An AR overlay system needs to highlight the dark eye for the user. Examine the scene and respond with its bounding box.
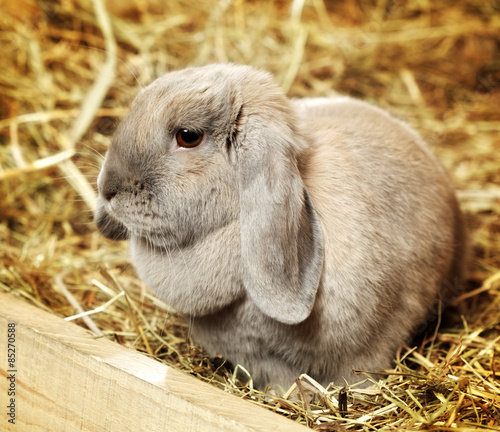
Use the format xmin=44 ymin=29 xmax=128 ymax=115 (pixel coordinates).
xmin=175 ymin=129 xmax=204 ymax=148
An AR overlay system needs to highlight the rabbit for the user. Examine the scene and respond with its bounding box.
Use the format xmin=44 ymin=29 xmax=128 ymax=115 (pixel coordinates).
xmin=95 ymin=64 xmax=468 ymax=390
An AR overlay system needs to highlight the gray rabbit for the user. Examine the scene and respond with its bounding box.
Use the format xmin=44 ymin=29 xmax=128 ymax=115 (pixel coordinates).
xmin=95 ymin=64 xmax=468 ymax=389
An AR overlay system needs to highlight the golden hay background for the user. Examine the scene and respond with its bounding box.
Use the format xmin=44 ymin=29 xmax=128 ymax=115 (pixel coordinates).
xmin=1 ymin=0 xmax=499 ymax=429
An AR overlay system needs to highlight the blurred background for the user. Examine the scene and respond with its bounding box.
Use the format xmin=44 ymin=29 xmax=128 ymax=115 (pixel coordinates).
xmin=1 ymin=0 xmax=499 ymax=426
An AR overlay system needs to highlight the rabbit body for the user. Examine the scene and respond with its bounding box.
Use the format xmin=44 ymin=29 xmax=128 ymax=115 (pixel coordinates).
xmin=96 ymin=64 xmax=467 ymax=389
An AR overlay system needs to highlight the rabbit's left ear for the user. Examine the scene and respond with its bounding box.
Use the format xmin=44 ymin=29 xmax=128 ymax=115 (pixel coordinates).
xmin=237 ymin=116 xmax=324 ymax=325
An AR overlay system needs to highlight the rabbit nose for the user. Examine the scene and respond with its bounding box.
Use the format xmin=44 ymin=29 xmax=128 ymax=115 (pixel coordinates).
xmin=98 ymin=169 xmax=121 ymax=202
xmin=103 ymin=188 xmax=117 ymax=202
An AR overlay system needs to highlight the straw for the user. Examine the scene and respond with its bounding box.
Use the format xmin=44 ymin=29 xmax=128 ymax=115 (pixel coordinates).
xmin=1 ymin=0 xmax=499 ymax=428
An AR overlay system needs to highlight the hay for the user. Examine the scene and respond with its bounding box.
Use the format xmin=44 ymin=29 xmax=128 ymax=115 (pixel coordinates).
xmin=1 ymin=0 xmax=499 ymax=429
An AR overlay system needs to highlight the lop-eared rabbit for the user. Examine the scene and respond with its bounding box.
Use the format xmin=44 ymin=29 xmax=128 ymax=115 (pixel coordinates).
xmin=96 ymin=64 xmax=467 ymax=389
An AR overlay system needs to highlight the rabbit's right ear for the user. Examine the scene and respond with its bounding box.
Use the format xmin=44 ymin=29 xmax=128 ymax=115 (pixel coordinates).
xmin=95 ymin=197 xmax=129 ymax=241
xmin=236 ymin=114 xmax=324 ymax=325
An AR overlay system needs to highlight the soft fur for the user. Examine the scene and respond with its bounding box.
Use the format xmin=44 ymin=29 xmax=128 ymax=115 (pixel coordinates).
xmin=95 ymin=64 xmax=467 ymax=389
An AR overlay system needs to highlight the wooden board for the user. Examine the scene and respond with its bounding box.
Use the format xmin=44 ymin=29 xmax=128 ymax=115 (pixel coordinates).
xmin=0 ymin=293 xmax=308 ymax=431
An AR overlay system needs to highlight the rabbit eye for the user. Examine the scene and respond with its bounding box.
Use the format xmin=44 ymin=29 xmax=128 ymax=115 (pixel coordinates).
xmin=176 ymin=129 xmax=204 ymax=148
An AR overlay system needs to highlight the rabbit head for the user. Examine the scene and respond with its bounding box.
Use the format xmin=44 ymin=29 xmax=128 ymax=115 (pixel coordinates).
xmin=96 ymin=64 xmax=323 ymax=325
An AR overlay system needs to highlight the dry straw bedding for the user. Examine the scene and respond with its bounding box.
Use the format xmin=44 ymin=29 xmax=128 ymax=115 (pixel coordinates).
xmin=1 ymin=0 xmax=499 ymax=429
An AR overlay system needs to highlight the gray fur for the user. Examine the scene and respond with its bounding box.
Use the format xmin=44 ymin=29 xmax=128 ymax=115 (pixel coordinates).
xmin=95 ymin=64 xmax=468 ymax=389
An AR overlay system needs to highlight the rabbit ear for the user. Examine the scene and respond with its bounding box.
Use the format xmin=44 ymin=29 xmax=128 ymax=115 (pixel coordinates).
xmin=95 ymin=198 xmax=129 ymax=241
xmin=237 ymin=116 xmax=324 ymax=325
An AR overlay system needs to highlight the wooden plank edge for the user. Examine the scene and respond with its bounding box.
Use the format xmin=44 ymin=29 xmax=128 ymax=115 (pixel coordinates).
xmin=0 ymin=293 xmax=308 ymax=432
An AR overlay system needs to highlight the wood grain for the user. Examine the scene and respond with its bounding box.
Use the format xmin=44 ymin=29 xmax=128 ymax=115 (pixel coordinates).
xmin=0 ymin=293 xmax=307 ymax=431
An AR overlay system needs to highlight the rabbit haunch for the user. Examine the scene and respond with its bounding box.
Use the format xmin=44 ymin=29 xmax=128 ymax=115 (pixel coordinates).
xmin=95 ymin=64 xmax=467 ymax=389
